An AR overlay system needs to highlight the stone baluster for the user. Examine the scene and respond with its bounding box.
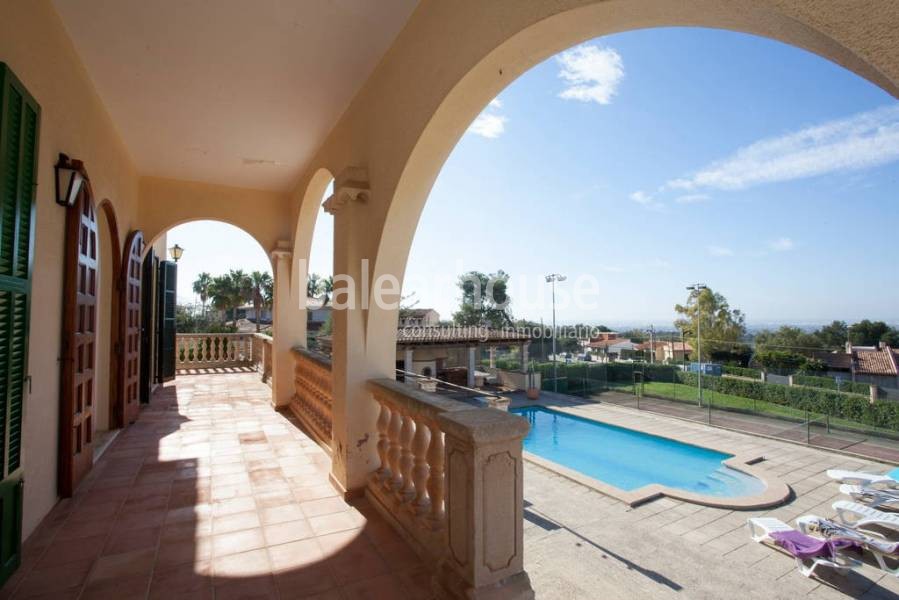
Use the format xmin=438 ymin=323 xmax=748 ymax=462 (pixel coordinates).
xmin=399 ymin=415 xmax=415 ymax=502
xmin=387 ymin=408 xmax=404 ymax=491
xmin=411 ymin=420 xmax=431 ymax=514
xmin=427 ymin=423 xmax=445 ymax=524
xmin=377 ymin=401 xmax=391 ymax=481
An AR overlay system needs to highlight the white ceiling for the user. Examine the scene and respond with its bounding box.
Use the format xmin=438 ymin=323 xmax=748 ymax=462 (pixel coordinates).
xmin=52 ymin=0 xmax=419 ymax=191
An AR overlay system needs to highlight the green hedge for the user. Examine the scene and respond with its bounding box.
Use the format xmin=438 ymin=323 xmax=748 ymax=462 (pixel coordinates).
xmin=676 ymin=371 xmax=898 ymax=430
xmin=723 ymin=365 xmax=762 ymax=379
xmin=792 ymin=374 xmax=871 ymax=396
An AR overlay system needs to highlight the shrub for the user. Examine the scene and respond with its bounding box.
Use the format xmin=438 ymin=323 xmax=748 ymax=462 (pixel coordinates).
xmin=676 ymin=371 xmax=896 ymax=430
xmin=723 ymin=365 xmax=762 ymax=379
xmin=792 ymin=374 xmax=871 ymax=396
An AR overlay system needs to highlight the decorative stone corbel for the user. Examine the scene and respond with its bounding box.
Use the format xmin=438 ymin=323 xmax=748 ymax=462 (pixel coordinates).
xmin=323 ymin=166 xmax=369 ymax=214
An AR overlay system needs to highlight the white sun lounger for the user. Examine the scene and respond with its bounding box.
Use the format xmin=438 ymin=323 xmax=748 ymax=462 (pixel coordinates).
xmin=747 ymin=517 xmax=861 ymax=577
xmin=840 ymin=484 xmax=899 ymax=511
xmin=827 ymin=469 xmax=899 ymax=490
xmin=833 ymin=500 xmax=899 ymax=536
xmin=797 ymin=514 xmax=899 ymax=577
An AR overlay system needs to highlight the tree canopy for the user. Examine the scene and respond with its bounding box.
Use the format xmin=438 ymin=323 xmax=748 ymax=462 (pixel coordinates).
xmin=674 ymin=287 xmax=746 ymax=361
xmin=452 ymin=270 xmax=513 ymax=329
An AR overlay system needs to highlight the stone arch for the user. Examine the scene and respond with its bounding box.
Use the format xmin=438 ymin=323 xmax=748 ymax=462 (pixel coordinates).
xmin=143 ymin=217 xmax=273 ymax=267
xmin=363 ymin=1 xmax=899 ymax=355
xmin=291 ymin=167 xmax=335 ymax=312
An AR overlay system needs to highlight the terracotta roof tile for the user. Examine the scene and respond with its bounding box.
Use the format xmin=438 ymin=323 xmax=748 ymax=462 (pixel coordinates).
xmin=854 ymin=347 xmax=898 ymax=376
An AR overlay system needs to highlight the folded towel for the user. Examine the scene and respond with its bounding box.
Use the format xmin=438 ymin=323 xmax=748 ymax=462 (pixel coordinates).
xmin=770 ymin=530 xmax=858 ymax=560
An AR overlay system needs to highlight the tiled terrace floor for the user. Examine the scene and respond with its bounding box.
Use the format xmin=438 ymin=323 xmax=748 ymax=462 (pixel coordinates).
xmin=0 ymin=373 xmax=429 ymax=600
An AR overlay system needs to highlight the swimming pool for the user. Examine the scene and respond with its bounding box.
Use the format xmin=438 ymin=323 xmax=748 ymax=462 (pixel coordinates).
xmin=512 ymin=406 xmax=766 ymax=498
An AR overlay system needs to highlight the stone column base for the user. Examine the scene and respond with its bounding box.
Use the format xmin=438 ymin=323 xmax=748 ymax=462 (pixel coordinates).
xmin=433 ymin=567 xmax=535 ymax=600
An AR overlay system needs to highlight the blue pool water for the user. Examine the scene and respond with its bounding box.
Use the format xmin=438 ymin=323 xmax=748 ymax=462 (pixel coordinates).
xmin=512 ymin=406 xmax=766 ymax=497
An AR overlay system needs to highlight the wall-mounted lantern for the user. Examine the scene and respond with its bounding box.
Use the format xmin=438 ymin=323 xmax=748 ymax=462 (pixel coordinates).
xmin=54 ymin=153 xmax=86 ymax=208
xmin=168 ymin=244 xmax=184 ymax=262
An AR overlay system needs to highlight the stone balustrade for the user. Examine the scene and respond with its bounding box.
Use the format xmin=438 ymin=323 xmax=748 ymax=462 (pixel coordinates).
xmin=291 ymin=347 xmax=333 ymax=448
xmin=367 ymin=379 xmax=534 ymax=599
xmin=175 ymin=333 xmax=254 ymax=370
xmin=251 ymin=333 xmax=273 ymax=385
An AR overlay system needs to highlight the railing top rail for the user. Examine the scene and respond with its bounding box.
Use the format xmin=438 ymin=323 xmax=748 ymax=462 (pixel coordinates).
xmin=292 ymin=345 xmax=332 ymax=369
xmin=176 ymin=332 xmax=253 ymax=338
xmin=370 ymin=378 xmax=529 ymax=441
xmin=253 ymin=333 xmax=273 ymax=342
xmin=396 ymin=368 xmax=503 ymax=400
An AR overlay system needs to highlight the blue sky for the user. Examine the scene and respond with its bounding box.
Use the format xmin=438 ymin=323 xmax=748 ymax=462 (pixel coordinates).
xmin=173 ymin=27 xmax=899 ymax=327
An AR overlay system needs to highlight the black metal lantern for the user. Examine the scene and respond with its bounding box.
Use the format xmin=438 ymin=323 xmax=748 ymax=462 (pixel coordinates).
xmin=54 ymin=153 xmax=86 ymax=208
xmin=168 ymin=243 xmax=184 ymax=262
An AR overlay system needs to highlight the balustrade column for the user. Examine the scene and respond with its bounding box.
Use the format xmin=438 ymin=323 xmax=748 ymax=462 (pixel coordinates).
xmin=427 ymin=423 xmax=445 ymax=524
xmin=411 ymin=421 xmax=431 ymax=514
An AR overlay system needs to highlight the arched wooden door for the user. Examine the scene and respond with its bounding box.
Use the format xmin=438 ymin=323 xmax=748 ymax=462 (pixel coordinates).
xmin=119 ymin=231 xmax=144 ymax=425
xmin=59 ymin=187 xmax=98 ymax=497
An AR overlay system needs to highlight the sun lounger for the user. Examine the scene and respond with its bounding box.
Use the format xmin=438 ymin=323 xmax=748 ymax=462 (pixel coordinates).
xmin=747 ymin=517 xmax=862 ymax=577
xmin=827 ymin=469 xmax=899 ymax=489
xmin=840 ymin=484 xmax=899 ymax=511
xmin=833 ymin=500 xmax=899 ymax=537
xmin=797 ymin=515 xmax=899 ymax=576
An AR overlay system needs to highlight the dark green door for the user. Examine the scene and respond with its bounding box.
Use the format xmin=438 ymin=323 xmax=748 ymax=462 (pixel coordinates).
xmin=0 ymin=63 xmax=39 ymax=586
xmin=156 ymin=260 xmax=177 ymax=383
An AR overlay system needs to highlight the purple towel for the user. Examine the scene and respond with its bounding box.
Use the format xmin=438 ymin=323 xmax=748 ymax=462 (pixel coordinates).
xmin=770 ymin=530 xmax=858 ymax=560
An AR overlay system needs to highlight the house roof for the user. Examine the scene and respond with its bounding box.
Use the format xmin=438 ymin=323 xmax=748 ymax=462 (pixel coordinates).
xmin=396 ymin=326 xmax=531 ymax=346
xmin=589 ymin=339 xmax=637 ymax=350
xmin=635 ymin=341 xmax=692 ymax=352
xmin=401 ymin=308 xmax=438 ymax=318
xmin=809 ymin=350 xmax=853 ymax=371
xmin=853 ymin=346 xmax=899 ymax=376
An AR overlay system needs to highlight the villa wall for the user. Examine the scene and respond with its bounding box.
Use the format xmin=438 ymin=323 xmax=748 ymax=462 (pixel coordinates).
xmin=0 ymin=0 xmax=143 ymax=537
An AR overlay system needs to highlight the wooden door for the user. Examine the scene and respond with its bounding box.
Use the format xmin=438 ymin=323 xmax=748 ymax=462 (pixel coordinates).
xmin=0 ymin=62 xmax=39 ymax=586
xmin=119 ymin=231 xmax=143 ymax=425
xmin=60 ymin=187 xmax=98 ymax=497
xmin=139 ymin=250 xmax=156 ymax=403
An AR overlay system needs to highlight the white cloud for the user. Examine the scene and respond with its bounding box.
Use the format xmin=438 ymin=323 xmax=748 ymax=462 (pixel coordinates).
xmin=468 ymin=113 xmax=507 ymax=139
xmin=707 ymin=245 xmax=734 ymax=257
xmin=768 ymin=237 xmax=795 ymax=252
xmin=668 ymin=104 xmax=899 ymax=191
xmin=629 ymin=190 xmax=653 ymax=205
xmin=675 ymin=193 xmax=711 ymax=204
xmin=467 ymin=97 xmax=507 ymax=139
xmin=629 ymin=190 xmax=665 ymax=211
xmin=556 ymin=45 xmax=624 ymax=105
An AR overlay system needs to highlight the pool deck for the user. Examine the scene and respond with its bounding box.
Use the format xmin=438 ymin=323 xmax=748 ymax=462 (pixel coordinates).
xmin=514 ymin=393 xmax=899 ymax=599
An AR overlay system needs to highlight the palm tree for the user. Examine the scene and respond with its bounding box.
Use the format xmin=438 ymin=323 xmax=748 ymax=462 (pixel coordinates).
xmin=249 ymin=271 xmax=273 ymax=332
xmin=193 ymin=272 xmax=213 ymax=316
xmin=210 ymin=270 xmax=251 ymax=327
xmin=307 ymin=273 xmax=321 ymax=299
xmin=320 ymin=275 xmax=333 ymax=306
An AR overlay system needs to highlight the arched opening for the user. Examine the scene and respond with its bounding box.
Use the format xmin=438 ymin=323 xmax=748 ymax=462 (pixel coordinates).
xmin=144 ymin=220 xmax=275 ymax=384
xmin=293 ymin=167 xmax=335 ymax=353
xmin=93 ymin=199 xmax=121 ymax=458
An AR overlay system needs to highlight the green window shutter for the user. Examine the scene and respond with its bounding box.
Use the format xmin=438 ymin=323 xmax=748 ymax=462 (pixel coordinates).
xmin=0 ymin=62 xmax=39 ymax=586
xmin=157 ymin=260 xmax=177 ymax=382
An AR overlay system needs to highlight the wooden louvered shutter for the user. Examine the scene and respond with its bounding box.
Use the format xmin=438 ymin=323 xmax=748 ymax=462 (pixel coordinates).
xmin=0 ymin=63 xmax=39 ymax=586
xmin=156 ymin=260 xmax=177 ymax=382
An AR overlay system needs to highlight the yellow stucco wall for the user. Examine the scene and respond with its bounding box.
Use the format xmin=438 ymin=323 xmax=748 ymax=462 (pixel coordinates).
xmin=0 ymin=0 xmax=142 ymax=537
xmin=139 ymin=176 xmax=291 ymax=257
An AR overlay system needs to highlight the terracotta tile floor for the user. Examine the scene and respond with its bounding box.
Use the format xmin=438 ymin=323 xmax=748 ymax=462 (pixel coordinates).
xmin=1 ymin=373 xmax=431 ymax=600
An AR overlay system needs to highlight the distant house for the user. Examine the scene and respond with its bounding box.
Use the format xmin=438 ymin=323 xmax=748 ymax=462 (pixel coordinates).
xmin=398 ymin=308 xmax=440 ymax=328
xmin=807 ymin=343 xmax=898 ymax=390
xmin=588 ymin=334 xmax=639 ymax=361
xmin=307 ymin=298 xmax=332 ymax=333
xmin=636 ymin=340 xmax=693 ymax=363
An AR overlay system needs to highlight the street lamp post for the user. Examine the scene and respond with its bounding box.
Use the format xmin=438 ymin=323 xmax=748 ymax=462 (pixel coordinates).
xmin=545 ymin=274 xmax=566 ymax=393
xmin=168 ymin=243 xmax=184 ymax=263
xmin=686 ymin=283 xmax=707 ymax=407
